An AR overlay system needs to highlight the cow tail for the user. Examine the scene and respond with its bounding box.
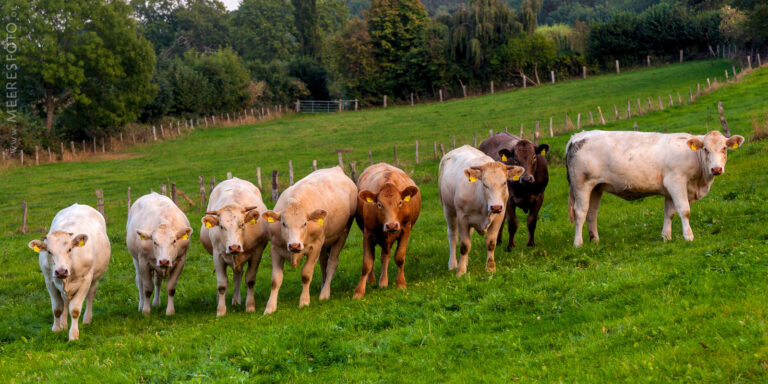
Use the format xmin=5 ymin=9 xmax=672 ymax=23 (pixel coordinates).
xmin=565 ymin=141 xmax=575 ymax=224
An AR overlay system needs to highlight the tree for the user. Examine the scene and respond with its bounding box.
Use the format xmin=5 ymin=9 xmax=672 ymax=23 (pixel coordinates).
xmin=293 ymin=0 xmax=320 ymax=58
xmin=520 ymin=0 xmax=541 ymax=34
xmin=170 ymin=0 xmax=231 ymax=55
xmin=8 ymin=0 xmax=156 ymax=135
xmin=231 ymin=0 xmax=298 ymax=63
xmin=328 ymin=18 xmax=381 ymax=103
xmin=366 ymin=0 xmax=429 ymax=96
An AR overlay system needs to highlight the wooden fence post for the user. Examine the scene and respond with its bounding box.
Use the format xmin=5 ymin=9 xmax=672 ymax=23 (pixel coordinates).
xmin=577 ymin=113 xmax=581 ymax=130
xmin=171 ymin=183 xmax=177 ymax=205
xmin=312 ymin=160 xmax=318 ymax=172
xmin=160 ymin=125 xmax=165 ymax=138
xmin=349 ymin=162 xmax=358 ymax=183
xmin=368 ymin=151 xmax=373 ymax=166
xmin=415 ymin=140 xmax=419 ymax=164
xmin=647 ymin=97 xmax=653 ymax=112
xmin=35 ymin=146 xmax=39 ymax=165
xmin=732 ymin=65 xmax=737 ymax=80
xmin=677 ymin=93 xmax=682 ymax=105
xmin=689 ymin=88 xmax=693 ymax=103
xmin=534 ymin=121 xmax=540 ymax=146
xmin=717 ymin=101 xmax=731 ymax=137
xmin=20 ymin=151 xmax=23 ymax=166
xmin=337 ymin=152 xmax=344 ymax=169
xmin=61 ymin=142 xmax=65 ymax=159
xmin=633 ymin=122 xmax=638 ymax=131
xmin=47 ymin=147 xmax=51 ymax=162
xmin=199 ymin=176 xmax=206 ymax=208
xmin=490 ymin=81 xmax=494 ymax=94
xmin=383 ymin=95 xmax=387 ymax=108
xmin=439 ymin=89 xmax=443 ymax=102
xmin=256 ymin=167 xmax=262 ymax=189
xmin=520 ymin=124 xmax=524 ymax=138
xmin=161 ymin=184 xmax=167 ymax=196
xmin=637 ymin=98 xmax=642 ymax=115
xmin=614 ymin=104 xmax=619 ymax=120
xmin=758 ymin=53 xmax=762 ymax=67
xmin=96 ymin=189 xmax=105 ymax=218
xmin=615 ymin=60 xmax=620 ymax=73
xmin=439 ymin=143 xmax=445 ymax=159
xmin=549 ymin=117 xmax=554 ymax=137
xmin=227 ymin=172 xmax=232 ymax=180
xmin=152 ymin=126 xmax=157 ymax=141
xmin=489 ymin=129 xmax=493 ymax=138
xmin=748 ymin=55 xmax=752 ymax=70
xmin=101 ymin=138 xmax=105 ymax=153
xmin=411 ymin=93 xmax=414 ymax=106
xmin=647 ymin=56 xmax=650 ymax=66
xmin=271 ymin=171 xmax=279 ymax=202
xmin=679 ymin=49 xmax=683 ymax=63
xmin=21 ymin=201 xmax=28 ymax=234
xmin=393 ymin=144 xmax=397 ymax=166
xmin=210 ymin=177 xmax=215 ymax=192
xmin=658 ymin=96 xmax=664 ymax=111
xmin=128 ymin=186 xmax=132 ymax=210
xmin=93 ymin=136 xmax=96 ymax=153
xmin=550 ymin=71 xmax=555 ymax=84
xmin=627 ymin=100 xmax=631 ymax=118
xmin=289 ymin=160 xmax=294 ymax=185
xmin=582 ymin=66 xmax=586 ymax=79
xmin=707 ymin=78 xmax=711 ymax=88
xmin=725 ymin=69 xmax=729 ymax=82
xmin=589 ymin=111 xmax=594 ymax=124
xmin=669 ymin=94 xmax=674 ymax=107
xmin=697 ymin=83 xmax=701 ymax=96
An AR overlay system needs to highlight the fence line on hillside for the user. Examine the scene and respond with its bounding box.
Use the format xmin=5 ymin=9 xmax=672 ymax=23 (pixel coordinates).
xmin=9 ymin=63 xmax=760 ymax=235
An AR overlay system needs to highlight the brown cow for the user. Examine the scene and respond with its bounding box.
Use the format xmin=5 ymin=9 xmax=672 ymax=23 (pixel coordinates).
xmin=478 ymin=132 xmax=549 ymax=248
xmin=354 ymin=163 xmax=421 ymax=298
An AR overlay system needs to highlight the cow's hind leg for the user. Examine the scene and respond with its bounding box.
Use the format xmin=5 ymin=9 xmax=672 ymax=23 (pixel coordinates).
xmin=586 ymin=187 xmax=603 ymax=244
xmin=379 ymin=240 xmax=393 ymax=288
xmin=83 ymin=281 xmax=99 ymax=324
xmin=152 ymin=270 xmax=162 ymax=307
xmin=231 ymin=267 xmax=242 ymax=306
xmin=666 ymin=183 xmax=694 ymax=241
xmin=572 ymin=184 xmax=593 ymax=247
xmin=354 ymin=234 xmax=377 ymax=298
xmin=485 ymin=215 xmax=504 ymax=273
xmin=320 ymin=229 xmax=348 ymax=301
xmin=661 ymin=197 xmax=676 ymax=240
xmin=244 ymin=246 xmax=264 ymax=313
xmin=444 ymin=206 xmax=459 ymax=270
xmin=456 ymin=216 xmax=472 ymax=277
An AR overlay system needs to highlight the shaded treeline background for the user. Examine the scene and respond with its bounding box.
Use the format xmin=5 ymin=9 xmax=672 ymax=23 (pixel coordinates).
xmin=1 ymin=0 xmax=767 ymax=151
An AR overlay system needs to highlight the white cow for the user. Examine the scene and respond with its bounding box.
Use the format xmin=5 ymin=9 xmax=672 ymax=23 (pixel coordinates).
xmin=126 ymin=193 xmax=192 ymax=315
xmin=28 ymin=204 xmax=111 ymax=341
xmin=200 ymin=177 xmax=269 ymax=316
xmin=566 ymin=130 xmax=744 ymax=247
xmin=438 ymin=145 xmax=524 ymax=277
xmin=262 ymin=167 xmax=357 ymax=314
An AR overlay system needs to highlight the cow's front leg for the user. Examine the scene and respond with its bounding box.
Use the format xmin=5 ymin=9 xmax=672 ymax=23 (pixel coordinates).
xmin=379 ymin=240 xmax=393 ymax=288
xmin=139 ymin=262 xmax=154 ymax=315
xmin=354 ymin=233 xmax=376 ymax=298
xmin=165 ymin=256 xmax=186 ymax=315
xmin=393 ymin=227 xmax=412 ymax=289
xmin=586 ymin=189 xmax=602 ymax=244
xmin=661 ymin=197 xmax=676 ymax=240
xmin=456 ymin=216 xmax=472 ymax=277
xmin=485 ymin=214 xmax=504 ymax=273
xmin=131 ymin=257 xmax=143 ymax=312
xmin=444 ymin=206 xmax=459 ymax=270
xmin=505 ymin=202 xmax=518 ymax=250
xmin=666 ymin=182 xmax=694 ymax=241
xmin=264 ymin=248 xmax=284 ymax=315
xmin=44 ymin=275 xmax=65 ymax=332
xmin=244 ymin=246 xmax=265 ymax=313
xmin=231 ymin=266 xmax=243 ymax=306
xmin=300 ymin=249 xmax=321 ymax=307
xmin=67 ymin=279 xmax=91 ymax=341
xmin=213 ymin=254 xmax=228 ymax=317
xmin=152 ymin=269 xmax=162 ymax=307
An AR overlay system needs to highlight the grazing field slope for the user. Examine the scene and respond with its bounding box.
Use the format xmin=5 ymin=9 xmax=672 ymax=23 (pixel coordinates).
xmin=2 ymin=60 xmax=768 ymax=382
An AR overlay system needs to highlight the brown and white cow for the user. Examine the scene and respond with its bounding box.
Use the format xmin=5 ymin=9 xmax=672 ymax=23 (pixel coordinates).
xmin=478 ymin=132 xmax=550 ymax=248
xmin=439 ymin=145 xmax=524 ymax=276
xmin=354 ymin=163 xmax=421 ymax=298
xmin=200 ymin=177 xmax=269 ymax=316
xmin=566 ymin=130 xmax=744 ymax=247
xmin=262 ymin=167 xmax=357 ymax=314
xmin=28 ymin=204 xmax=111 ymax=340
xmin=126 ymin=193 xmax=192 ymax=315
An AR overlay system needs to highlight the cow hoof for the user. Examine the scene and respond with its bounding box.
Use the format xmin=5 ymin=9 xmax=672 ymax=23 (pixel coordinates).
xmin=166 ymin=308 xmax=175 ymax=316
xmin=52 ymin=324 xmax=63 ymax=332
xmin=456 ymin=269 xmax=466 ymax=278
xmin=245 ymin=305 xmax=255 ymax=313
xmin=263 ymin=304 xmax=276 ymax=315
xmin=216 ymin=306 xmax=226 ymax=317
xmin=486 ymin=264 xmax=496 ymax=273
xmin=505 ymin=245 xmax=514 ymax=252
xmin=231 ymin=297 xmax=241 ymax=306
xmin=319 ymin=291 xmax=330 ymax=301
xmin=142 ymin=308 xmax=151 ymax=316
xmin=69 ymin=331 xmax=79 ymax=341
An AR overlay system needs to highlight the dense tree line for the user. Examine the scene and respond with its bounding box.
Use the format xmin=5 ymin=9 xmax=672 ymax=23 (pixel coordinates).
xmin=2 ymin=0 xmax=767 ymax=148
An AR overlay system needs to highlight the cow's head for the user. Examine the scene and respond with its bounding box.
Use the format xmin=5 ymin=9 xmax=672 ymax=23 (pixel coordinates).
xmin=359 ymin=183 xmax=419 ymax=233
xmin=464 ymin=162 xmax=525 ymax=214
xmin=263 ymin=206 xmax=326 ymax=268
xmin=498 ymin=141 xmax=549 ymax=184
xmin=29 ymin=231 xmax=88 ymax=280
xmin=687 ymin=131 xmax=744 ymax=177
xmin=202 ymin=205 xmax=260 ymax=255
xmin=136 ymin=224 xmax=192 ymax=269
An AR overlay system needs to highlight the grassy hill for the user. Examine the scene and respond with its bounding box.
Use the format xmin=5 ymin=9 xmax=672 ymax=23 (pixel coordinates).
xmin=2 ymin=59 xmax=768 ymax=382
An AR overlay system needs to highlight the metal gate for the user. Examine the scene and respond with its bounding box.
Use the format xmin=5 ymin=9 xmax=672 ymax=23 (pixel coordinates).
xmin=297 ymin=100 xmax=356 ymax=113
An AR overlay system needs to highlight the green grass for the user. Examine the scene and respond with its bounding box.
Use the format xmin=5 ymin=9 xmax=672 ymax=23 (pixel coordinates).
xmin=2 ymin=59 xmax=768 ymax=382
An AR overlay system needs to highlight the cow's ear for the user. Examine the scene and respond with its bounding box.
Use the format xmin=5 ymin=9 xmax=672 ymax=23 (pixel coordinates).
xmin=136 ymin=229 xmax=152 ymax=241
xmin=262 ymin=211 xmax=280 ymax=223
xmin=464 ymin=168 xmax=482 ymax=183
xmin=71 ymin=234 xmax=88 ymax=248
xmin=29 ymin=239 xmax=46 ymax=253
xmin=359 ymin=190 xmax=377 ymax=204
xmin=202 ymin=215 xmax=219 ymax=228
xmin=245 ymin=209 xmax=261 ymax=225
xmin=726 ymin=135 xmax=745 ymax=149
xmin=506 ymin=165 xmax=525 ymax=181
xmin=308 ymin=209 xmax=327 ymax=224
xmin=536 ymin=144 xmax=550 ymax=157
xmin=400 ymin=186 xmax=419 ymax=202
xmin=498 ymin=149 xmax=513 ymax=162
xmin=176 ymin=227 xmax=192 ymax=241
xmin=687 ymin=137 xmax=704 ymax=151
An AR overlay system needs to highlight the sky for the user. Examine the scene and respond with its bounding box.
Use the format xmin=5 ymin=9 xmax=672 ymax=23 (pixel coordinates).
xmin=220 ymin=0 xmax=240 ymax=11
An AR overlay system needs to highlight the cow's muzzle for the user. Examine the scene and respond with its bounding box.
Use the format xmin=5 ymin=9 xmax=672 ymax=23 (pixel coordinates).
xmin=711 ymin=167 xmax=723 ymax=176
xmin=54 ymin=268 xmax=69 ymax=279
xmin=288 ymin=242 xmax=303 ymax=253
xmin=383 ymin=222 xmax=401 ymax=233
xmin=490 ymin=205 xmax=504 ymax=214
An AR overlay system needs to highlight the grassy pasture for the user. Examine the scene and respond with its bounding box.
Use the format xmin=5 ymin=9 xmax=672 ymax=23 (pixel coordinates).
xmin=2 ymin=60 xmax=768 ymax=382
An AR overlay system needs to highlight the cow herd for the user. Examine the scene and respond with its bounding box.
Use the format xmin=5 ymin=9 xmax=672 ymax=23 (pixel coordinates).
xmin=27 ymin=129 xmax=744 ymax=340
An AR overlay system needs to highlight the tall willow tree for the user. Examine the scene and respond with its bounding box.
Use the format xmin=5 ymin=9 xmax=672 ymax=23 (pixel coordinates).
xmin=445 ymin=0 xmax=519 ymax=84
xmin=519 ymin=0 xmax=541 ymax=34
xmin=366 ymin=0 xmax=429 ymax=97
xmin=292 ymin=0 xmax=320 ymax=58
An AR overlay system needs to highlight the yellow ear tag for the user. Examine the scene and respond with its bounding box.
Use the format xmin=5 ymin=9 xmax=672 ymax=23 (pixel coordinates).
xmin=205 ymin=222 xmax=212 ymax=228
xmin=403 ymin=195 xmax=411 ymax=202
xmin=78 ymin=240 xmax=84 ymax=247
xmin=182 ymin=234 xmax=188 ymax=241
xmin=501 ymin=154 xmax=507 ymax=161
xmin=317 ymin=218 xmax=324 ymax=226
xmin=732 ymin=143 xmax=738 ymax=149
xmin=33 ymin=245 xmax=40 ymax=252
xmin=540 ymin=149 xmax=546 ymax=156
xmin=267 ymin=217 xmax=275 ymax=223
xmin=469 ymin=176 xmax=477 ymax=183
xmin=512 ymin=175 xmax=520 ymax=181
xmin=140 ymin=235 xmax=146 ymax=240
xmin=250 ymin=218 xmax=257 ymax=225
xmin=366 ymin=197 xmax=373 ymax=203
xmin=690 ymin=144 xmax=697 ymax=151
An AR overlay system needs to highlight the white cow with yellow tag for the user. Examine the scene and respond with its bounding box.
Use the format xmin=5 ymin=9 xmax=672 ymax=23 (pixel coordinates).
xmin=438 ymin=145 xmax=525 ymax=277
xmin=565 ymin=130 xmax=745 ymax=247
xmin=28 ymin=204 xmax=111 ymax=341
xmin=200 ymin=177 xmax=269 ymax=316
xmin=126 ymin=192 xmax=192 ymax=315
xmin=261 ymin=167 xmax=357 ymax=314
